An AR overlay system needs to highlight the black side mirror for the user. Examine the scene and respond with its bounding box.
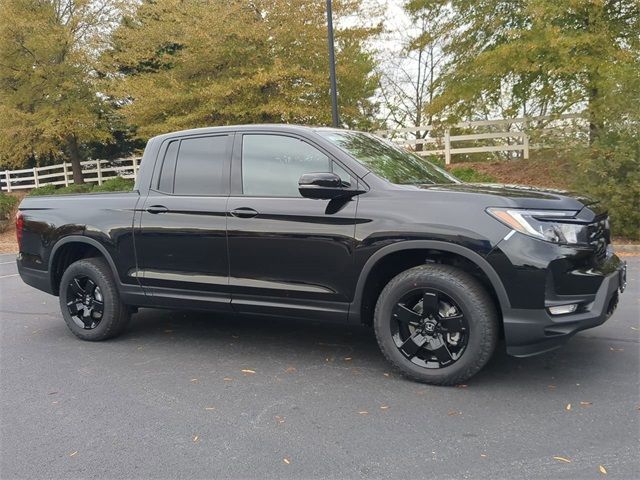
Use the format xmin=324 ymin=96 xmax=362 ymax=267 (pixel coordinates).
xmin=298 ymin=172 xmax=347 ymax=199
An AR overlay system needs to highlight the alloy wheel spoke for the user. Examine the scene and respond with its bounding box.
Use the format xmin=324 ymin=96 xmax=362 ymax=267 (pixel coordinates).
xmin=430 ymin=343 xmax=454 ymax=366
xmin=400 ymin=331 xmax=428 ymax=358
xmin=421 ymin=291 xmax=440 ymax=318
xmin=71 ymin=278 xmax=85 ymax=298
xmin=438 ymin=314 xmax=465 ymax=332
xmin=92 ymin=300 xmax=104 ymax=315
xmin=85 ymin=279 xmax=97 ymax=296
xmin=393 ymin=303 xmax=422 ymax=326
xmin=67 ymin=301 xmax=80 ymax=316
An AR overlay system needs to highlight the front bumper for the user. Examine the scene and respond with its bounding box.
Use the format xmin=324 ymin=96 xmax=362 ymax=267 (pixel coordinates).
xmin=503 ymin=258 xmax=626 ymax=357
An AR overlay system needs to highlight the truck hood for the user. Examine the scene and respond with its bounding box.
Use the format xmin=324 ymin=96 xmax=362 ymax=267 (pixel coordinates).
xmin=411 ymin=183 xmax=605 ymax=216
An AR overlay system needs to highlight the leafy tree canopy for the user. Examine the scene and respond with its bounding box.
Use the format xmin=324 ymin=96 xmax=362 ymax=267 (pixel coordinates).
xmin=103 ymin=0 xmax=381 ymax=138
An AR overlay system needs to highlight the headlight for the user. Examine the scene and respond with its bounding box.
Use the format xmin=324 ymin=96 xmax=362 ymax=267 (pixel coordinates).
xmin=487 ymin=208 xmax=590 ymax=245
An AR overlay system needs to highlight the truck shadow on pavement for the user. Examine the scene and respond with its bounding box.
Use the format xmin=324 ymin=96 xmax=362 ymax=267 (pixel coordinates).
xmin=119 ymin=307 xmax=632 ymax=390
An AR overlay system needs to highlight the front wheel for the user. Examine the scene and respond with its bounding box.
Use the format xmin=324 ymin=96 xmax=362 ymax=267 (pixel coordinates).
xmin=58 ymin=257 xmax=131 ymax=341
xmin=374 ymin=264 xmax=498 ymax=385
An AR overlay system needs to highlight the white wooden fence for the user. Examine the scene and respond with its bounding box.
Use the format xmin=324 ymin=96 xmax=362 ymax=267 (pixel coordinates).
xmin=1 ymin=114 xmax=585 ymax=191
xmin=377 ymin=113 xmax=585 ymax=164
xmin=1 ymin=157 xmax=140 ymax=192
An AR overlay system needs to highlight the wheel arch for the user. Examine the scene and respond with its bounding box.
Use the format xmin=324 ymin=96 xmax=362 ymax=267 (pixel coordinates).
xmin=349 ymin=240 xmax=511 ymax=325
xmin=49 ymin=236 xmax=120 ymax=295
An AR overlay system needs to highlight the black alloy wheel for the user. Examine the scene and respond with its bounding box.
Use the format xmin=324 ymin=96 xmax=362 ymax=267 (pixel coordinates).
xmin=66 ymin=275 xmax=105 ymax=329
xmin=391 ymin=288 xmax=469 ymax=368
xmin=374 ymin=264 xmax=498 ymax=385
xmin=59 ymin=257 xmax=131 ymax=341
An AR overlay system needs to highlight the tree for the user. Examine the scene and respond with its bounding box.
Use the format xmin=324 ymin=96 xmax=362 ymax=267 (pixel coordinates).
xmin=378 ymin=3 xmax=450 ymax=149
xmin=407 ymin=0 xmax=640 ymax=238
xmin=407 ymin=0 xmax=640 ymax=134
xmin=101 ymin=0 xmax=381 ymax=140
xmin=0 ymin=0 xmax=121 ymax=182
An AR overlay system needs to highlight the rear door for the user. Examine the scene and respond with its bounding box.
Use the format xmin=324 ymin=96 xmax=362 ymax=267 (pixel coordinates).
xmin=135 ymin=133 xmax=232 ymax=310
xmin=226 ymin=131 xmax=359 ymax=321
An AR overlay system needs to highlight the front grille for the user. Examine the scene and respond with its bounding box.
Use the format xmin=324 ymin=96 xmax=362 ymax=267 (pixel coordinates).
xmin=588 ymin=216 xmax=610 ymax=262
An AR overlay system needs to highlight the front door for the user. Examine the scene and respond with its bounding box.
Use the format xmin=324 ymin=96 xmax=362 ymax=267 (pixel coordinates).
xmin=226 ymin=132 xmax=359 ymax=321
xmin=136 ymin=133 xmax=232 ymax=311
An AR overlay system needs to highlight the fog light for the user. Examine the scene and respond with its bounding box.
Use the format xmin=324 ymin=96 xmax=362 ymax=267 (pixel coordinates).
xmin=548 ymin=304 xmax=578 ymax=315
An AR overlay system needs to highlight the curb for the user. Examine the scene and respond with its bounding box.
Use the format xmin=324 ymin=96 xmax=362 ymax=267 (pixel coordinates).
xmin=613 ymin=244 xmax=640 ymax=254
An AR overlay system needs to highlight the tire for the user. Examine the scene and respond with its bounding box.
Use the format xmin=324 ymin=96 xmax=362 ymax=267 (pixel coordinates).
xmin=373 ymin=264 xmax=498 ymax=385
xmin=58 ymin=257 xmax=130 ymax=341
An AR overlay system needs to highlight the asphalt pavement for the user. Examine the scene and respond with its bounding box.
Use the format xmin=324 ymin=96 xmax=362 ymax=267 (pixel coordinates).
xmin=1 ymin=253 xmax=638 ymax=480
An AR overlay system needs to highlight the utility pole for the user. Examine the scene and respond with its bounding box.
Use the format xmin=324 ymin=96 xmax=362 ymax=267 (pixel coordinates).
xmin=326 ymin=0 xmax=339 ymax=127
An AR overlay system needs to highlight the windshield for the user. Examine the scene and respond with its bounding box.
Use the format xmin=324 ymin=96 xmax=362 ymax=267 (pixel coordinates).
xmin=318 ymin=130 xmax=460 ymax=185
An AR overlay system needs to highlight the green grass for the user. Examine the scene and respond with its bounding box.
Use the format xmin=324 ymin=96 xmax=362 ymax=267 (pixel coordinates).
xmin=28 ymin=177 xmax=134 ymax=196
xmin=449 ymin=166 xmax=497 ymax=183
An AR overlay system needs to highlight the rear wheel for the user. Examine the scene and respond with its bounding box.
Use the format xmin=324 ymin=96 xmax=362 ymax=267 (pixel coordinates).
xmin=59 ymin=258 xmax=130 ymax=341
xmin=374 ymin=264 xmax=498 ymax=385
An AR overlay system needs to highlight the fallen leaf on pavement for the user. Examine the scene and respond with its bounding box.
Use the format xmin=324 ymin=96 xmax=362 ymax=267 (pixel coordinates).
xmin=192 ymin=435 xmax=199 ymax=442
xmin=223 ymin=377 xmax=233 ymax=381
xmin=565 ymin=403 xmax=572 ymax=411
xmin=358 ymin=411 xmax=368 ymax=415
xmin=283 ymin=458 xmax=291 ymax=465
xmin=383 ymin=373 xmax=390 ymax=377
xmin=344 ymin=357 xmax=352 ymax=361
xmin=456 ymin=384 xmax=468 ymax=388
xmin=548 ymin=385 xmax=556 ymax=389
xmin=275 ymin=415 xmax=285 ymax=424
xmin=241 ymin=369 xmax=256 ymax=374
xmin=69 ymin=451 xmax=78 ymax=457
xmin=553 ymin=456 xmax=571 ymax=463
xmin=480 ymin=454 xmax=487 ymax=458
xmin=609 ymin=346 xmax=624 ymax=352
xmin=580 ymin=401 xmax=592 ymax=407
xmin=380 ymin=405 xmax=390 ymax=410
xmin=285 ymin=367 xmax=297 ymax=373
xmin=447 ymin=410 xmax=461 ymax=416
xmin=190 ymin=378 xmax=198 ymax=383
xmin=205 ymin=407 xmax=215 ymax=411
xmin=599 ymin=465 xmax=607 ymax=474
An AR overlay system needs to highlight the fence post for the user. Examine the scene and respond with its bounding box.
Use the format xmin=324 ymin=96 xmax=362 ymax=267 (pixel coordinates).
xmin=96 ymin=160 xmax=103 ymax=185
xmin=33 ymin=167 xmax=39 ymax=188
xmin=444 ymin=129 xmax=451 ymax=165
xmin=4 ymin=170 xmax=10 ymax=192
xmin=63 ymin=162 xmax=70 ymax=186
xmin=522 ymin=118 xmax=529 ymax=160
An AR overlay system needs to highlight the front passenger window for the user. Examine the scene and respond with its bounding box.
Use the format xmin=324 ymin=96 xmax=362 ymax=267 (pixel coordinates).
xmin=242 ymin=134 xmax=350 ymax=197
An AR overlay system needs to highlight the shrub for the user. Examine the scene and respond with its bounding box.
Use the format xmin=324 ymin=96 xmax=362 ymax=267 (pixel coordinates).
xmin=28 ymin=184 xmax=58 ymax=196
xmin=0 ymin=192 xmax=18 ymax=220
xmin=92 ymin=177 xmax=134 ymax=192
xmin=56 ymin=184 xmax=94 ymax=195
xmin=449 ymin=166 xmax=497 ymax=183
xmin=572 ymin=126 xmax=640 ymax=240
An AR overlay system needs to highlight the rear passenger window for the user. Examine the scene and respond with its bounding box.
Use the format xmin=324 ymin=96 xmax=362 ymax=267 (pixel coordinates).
xmin=158 ymin=135 xmax=228 ymax=195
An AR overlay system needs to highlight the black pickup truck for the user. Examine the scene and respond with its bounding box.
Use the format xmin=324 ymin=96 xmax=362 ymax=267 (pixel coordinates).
xmin=16 ymin=125 xmax=627 ymax=385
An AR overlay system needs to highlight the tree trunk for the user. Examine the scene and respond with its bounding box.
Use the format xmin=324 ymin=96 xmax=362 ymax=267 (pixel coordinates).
xmin=67 ymin=135 xmax=84 ymax=184
xmin=588 ymin=83 xmax=601 ymax=146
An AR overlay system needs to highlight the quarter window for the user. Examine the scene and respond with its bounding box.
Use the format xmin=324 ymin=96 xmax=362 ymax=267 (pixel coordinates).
xmin=241 ymin=134 xmax=350 ymax=197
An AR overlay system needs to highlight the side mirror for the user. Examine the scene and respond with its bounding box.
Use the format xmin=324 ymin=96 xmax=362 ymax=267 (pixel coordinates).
xmin=298 ymin=172 xmax=347 ymax=199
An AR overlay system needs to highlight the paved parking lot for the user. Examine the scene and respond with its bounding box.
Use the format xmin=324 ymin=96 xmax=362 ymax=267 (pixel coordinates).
xmin=1 ymin=253 xmax=638 ymax=479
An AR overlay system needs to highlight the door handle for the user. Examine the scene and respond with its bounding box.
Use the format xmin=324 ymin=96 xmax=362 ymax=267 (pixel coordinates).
xmin=229 ymin=207 xmax=259 ymax=218
xmin=146 ymin=205 xmax=169 ymax=214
